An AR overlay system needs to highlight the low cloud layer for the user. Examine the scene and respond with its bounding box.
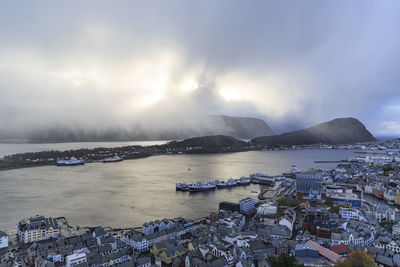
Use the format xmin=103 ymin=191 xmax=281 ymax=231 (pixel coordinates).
xmin=1 ymin=1 xmax=400 ymax=138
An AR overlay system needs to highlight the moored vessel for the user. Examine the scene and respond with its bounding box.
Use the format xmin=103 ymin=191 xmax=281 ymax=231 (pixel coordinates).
xmin=56 ymin=157 xmax=85 ymax=166
xmin=176 ymin=182 xmax=189 ymax=191
xmin=103 ymin=156 xmax=123 ymax=163
xmin=237 ymin=176 xmax=251 ymax=185
xmin=217 ymin=178 xmax=237 ymax=188
xmin=188 ymin=180 xmax=216 ymax=192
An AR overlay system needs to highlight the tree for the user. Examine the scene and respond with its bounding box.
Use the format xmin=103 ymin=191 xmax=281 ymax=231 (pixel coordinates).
xmin=269 ymin=254 xmax=304 ymax=267
xmin=335 ymin=251 xmax=376 ymax=267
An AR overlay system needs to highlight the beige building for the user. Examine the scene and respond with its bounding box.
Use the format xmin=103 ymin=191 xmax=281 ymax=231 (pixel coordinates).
xmin=17 ymin=215 xmax=59 ymax=244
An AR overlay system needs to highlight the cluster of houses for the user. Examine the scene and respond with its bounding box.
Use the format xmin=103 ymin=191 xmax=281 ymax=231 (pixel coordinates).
xmin=4 ymin=146 xmax=400 ymax=266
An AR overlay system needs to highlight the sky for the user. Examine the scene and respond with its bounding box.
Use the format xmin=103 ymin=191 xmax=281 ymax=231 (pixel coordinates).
xmin=1 ymin=1 xmax=400 ymax=137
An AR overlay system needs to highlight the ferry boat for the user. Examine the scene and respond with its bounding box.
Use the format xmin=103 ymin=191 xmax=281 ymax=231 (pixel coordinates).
xmin=217 ymin=178 xmax=237 ymax=188
xmin=56 ymin=157 xmax=85 ymax=166
xmin=188 ymin=180 xmax=216 ymax=192
xmin=237 ymin=176 xmax=251 ymax=186
xmin=103 ymin=156 xmax=123 ymax=163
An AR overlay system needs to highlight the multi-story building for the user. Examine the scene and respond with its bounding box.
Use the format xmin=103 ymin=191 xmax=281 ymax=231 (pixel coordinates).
xmin=123 ymin=232 xmax=149 ymax=252
xmin=137 ymin=257 xmax=151 ymax=267
xmin=142 ymin=219 xmax=176 ymax=235
xmin=393 ymin=223 xmax=400 ymax=236
xmin=257 ymin=203 xmax=277 ymax=216
xmin=296 ymin=172 xmax=323 ymax=195
xmin=66 ymin=252 xmax=86 ymax=267
xmin=17 ymin=215 xmax=59 ymax=244
xmin=339 ymin=207 xmax=367 ymax=222
xmin=239 ymin=198 xmax=255 ymax=214
xmin=375 ymin=205 xmax=396 ymax=223
xmin=372 ymin=187 xmax=385 ymax=199
xmin=384 ymin=188 xmax=397 ymax=202
xmin=0 ymin=231 xmax=8 ymax=249
xmin=303 ymin=208 xmax=339 ymax=239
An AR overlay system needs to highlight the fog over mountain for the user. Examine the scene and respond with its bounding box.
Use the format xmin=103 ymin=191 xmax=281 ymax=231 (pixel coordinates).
xmin=1 ymin=1 xmax=400 ymax=139
xmin=5 ymin=115 xmax=274 ymax=142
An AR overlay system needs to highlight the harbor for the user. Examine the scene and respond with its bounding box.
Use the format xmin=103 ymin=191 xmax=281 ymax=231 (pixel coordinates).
xmin=176 ymin=167 xmax=299 ymax=193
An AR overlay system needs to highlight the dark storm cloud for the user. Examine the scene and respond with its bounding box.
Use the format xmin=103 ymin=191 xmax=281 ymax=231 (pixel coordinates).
xmin=0 ymin=0 xmax=400 ymax=137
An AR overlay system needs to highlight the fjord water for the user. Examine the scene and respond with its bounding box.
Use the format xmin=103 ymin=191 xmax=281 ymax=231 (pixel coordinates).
xmin=0 ymin=149 xmax=355 ymax=230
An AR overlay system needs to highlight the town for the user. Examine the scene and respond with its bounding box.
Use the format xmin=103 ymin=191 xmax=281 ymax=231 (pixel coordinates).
xmin=2 ymin=140 xmax=400 ymax=266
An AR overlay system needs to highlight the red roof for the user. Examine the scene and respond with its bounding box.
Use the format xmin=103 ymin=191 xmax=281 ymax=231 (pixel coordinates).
xmin=330 ymin=244 xmax=350 ymax=255
xmin=306 ymin=240 xmax=342 ymax=263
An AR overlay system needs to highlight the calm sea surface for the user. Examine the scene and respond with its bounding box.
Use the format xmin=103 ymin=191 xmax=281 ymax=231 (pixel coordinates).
xmin=0 ymin=148 xmax=355 ymax=231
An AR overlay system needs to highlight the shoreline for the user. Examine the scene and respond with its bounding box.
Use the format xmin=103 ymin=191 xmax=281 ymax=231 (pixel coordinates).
xmin=0 ymin=146 xmax=358 ymax=172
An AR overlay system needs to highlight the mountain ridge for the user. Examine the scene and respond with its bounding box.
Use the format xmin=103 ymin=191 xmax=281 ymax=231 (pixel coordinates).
xmin=251 ymin=117 xmax=375 ymax=146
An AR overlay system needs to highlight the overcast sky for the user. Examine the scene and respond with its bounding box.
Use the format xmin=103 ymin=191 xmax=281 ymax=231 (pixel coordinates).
xmin=1 ymin=1 xmax=400 ymax=136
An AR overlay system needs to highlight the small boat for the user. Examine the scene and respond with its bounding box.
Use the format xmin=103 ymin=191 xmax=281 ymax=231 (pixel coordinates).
xmin=57 ymin=157 xmax=85 ymax=166
xmin=103 ymin=156 xmax=123 ymax=163
xmin=188 ymin=180 xmax=216 ymax=192
xmin=176 ymin=182 xmax=189 ymax=191
xmin=217 ymin=178 xmax=237 ymax=188
xmin=237 ymin=176 xmax=251 ymax=186
xmin=291 ymin=165 xmax=301 ymax=174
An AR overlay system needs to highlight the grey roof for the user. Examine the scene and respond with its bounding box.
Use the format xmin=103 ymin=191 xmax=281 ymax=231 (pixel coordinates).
xmin=208 ymin=257 xmax=228 ymax=267
xmin=257 ymin=225 xmax=291 ymax=238
xmin=18 ymin=216 xmax=59 ymax=232
xmin=0 ymin=231 xmax=7 ymax=238
xmin=137 ymin=256 xmax=151 ymax=265
xmin=295 ymin=244 xmax=318 ymax=252
xmin=129 ymin=233 xmax=146 ymax=242
xmin=376 ymin=254 xmax=393 ymax=267
xmin=393 ymin=254 xmax=400 ymax=266
xmin=93 ymin=226 xmax=108 ymax=237
xmin=376 ymin=204 xmax=395 ymax=214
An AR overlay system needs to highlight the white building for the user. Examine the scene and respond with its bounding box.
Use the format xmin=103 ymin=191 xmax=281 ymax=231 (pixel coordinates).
xmin=364 ymin=184 xmax=373 ymax=194
xmin=142 ymin=219 xmax=176 ymax=235
xmin=384 ymin=189 xmax=397 ymax=202
xmin=17 ymin=215 xmax=59 ymax=244
xmin=339 ymin=208 xmax=367 ymax=222
xmin=279 ymin=209 xmax=296 ymax=233
xmin=0 ymin=231 xmax=8 ymax=249
xmin=257 ymin=203 xmax=277 ymax=216
xmin=373 ymin=237 xmax=400 ymax=253
xmin=375 ymin=205 xmax=396 ymax=223
xmin=239 ymin=198 xmax=255 ymax=214
xmin=123 ymin=233 xmax=149 ymax=252
xmin=393 ymin=224 xmax=400 ymax=235
xmin=66 ymin=252 xmax=87 ymax=267
xmin=331 ymin=231 xmax=374 ymax=247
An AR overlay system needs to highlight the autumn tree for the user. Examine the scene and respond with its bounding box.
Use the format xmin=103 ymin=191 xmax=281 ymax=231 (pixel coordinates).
xmin=335 ymin=251 xmax=376 ymax=267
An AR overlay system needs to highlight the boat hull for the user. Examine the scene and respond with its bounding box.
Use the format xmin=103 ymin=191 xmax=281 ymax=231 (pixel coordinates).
xmin=188 ymin=187 xmax=216 ymax=192
xmin=57 ymin=162 xmax=85 ymax=166
xmin=217 ymin=183 xmax=237 ymax=188
xmin=103 ymin=159 xmax=123 ymax=163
